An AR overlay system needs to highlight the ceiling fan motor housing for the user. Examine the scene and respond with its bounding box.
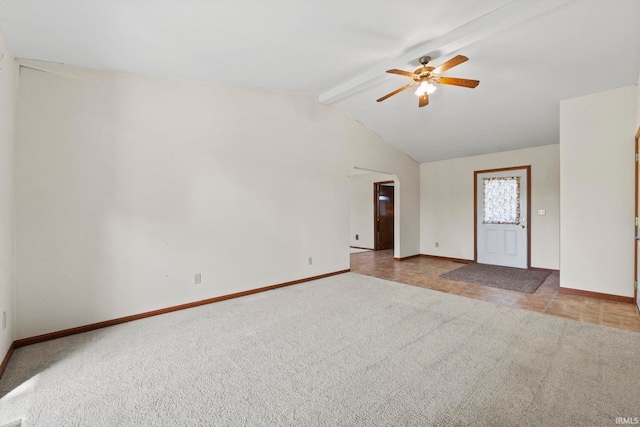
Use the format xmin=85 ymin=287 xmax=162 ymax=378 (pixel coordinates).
xmin=414 ymin=66 xmax=436 ymax=83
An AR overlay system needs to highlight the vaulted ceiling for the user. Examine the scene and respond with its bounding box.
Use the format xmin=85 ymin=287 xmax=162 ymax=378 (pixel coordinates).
xmin=1 ymin=0 xmax=638 ymax=162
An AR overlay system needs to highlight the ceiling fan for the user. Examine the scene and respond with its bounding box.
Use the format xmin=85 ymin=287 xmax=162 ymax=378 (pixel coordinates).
xmin=376 ymin=55 xmax=479 ymax=108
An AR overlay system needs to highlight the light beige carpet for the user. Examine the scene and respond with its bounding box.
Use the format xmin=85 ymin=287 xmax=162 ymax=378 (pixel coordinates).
xmin=349 ymin=247 xmax=372 ymax=254
xmin=1 ymin=272 xmax=639 ymax=426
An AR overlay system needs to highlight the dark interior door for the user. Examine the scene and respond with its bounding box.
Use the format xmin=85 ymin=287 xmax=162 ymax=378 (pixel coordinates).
xmin=375 ymin=183 xmax=394 ymax=250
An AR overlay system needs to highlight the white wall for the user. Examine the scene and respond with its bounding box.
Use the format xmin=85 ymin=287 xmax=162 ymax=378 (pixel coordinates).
xmin=0 ymin=27 xmax=16 ymax=359
xmin=560 ymin=85 xmax=638 ymax=297
xmin=420 ymin=144 xmax=560 ymax=269
xmin=349 ymin=172 xmax=394 ymax=249
xmin=13 ymin=62 xmax=420 ymax=339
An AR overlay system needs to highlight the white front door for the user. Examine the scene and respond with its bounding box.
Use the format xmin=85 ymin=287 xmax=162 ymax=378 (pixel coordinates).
xmin=476 ymin=168 xmax=528 ymax=269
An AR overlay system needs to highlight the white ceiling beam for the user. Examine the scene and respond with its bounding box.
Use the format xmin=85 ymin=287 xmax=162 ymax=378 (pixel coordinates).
xmin=318 ymin=0 xmax=574 ymax=104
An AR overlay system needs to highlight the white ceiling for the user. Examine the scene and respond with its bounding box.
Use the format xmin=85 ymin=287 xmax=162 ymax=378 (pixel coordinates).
xmin=0 ymin=0 xmax=639 ymax=163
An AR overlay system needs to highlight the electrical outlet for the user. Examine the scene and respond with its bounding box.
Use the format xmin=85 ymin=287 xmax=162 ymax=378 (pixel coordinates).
xmin=308 ymin=257 xmax=313 ymax=265
xmin=2 ymin=311 xmax=6 ymax=330
xmin=435 ymin=242 xmax=439 ymax=248
xmin=194 ymin=273 xmax=201 ymax=285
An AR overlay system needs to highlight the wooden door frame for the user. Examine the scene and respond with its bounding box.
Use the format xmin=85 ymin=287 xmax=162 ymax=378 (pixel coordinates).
xmin=635 ymin=126 xmax=640 ymax=308
xmin=373 ymin=180 xmax=395 ymax=251
xmin=474 ymin=166 xmax=532 ymax=269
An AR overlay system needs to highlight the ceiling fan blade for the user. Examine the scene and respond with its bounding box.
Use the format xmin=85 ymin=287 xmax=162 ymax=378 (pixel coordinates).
xmin=376 ymin=83 xmax=416 ymax=102
xmin=386 ymin=69 xmax=416 ymax=78
xmin=433 ymin=55 xmax=468 ymax=74
xmin=419 ymin=94 xmax=429 ymax=108
xmin=437 ymin=77 xmax=480 ymax=88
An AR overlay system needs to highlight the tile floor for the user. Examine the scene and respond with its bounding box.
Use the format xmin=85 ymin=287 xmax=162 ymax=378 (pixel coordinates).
xmin=350 ymin=250 xmax=640 ymax=333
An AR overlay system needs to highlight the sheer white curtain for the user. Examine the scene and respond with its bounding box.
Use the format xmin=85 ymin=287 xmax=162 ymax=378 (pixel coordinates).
xmin=482 ymin=177 xmax=520 ymax=224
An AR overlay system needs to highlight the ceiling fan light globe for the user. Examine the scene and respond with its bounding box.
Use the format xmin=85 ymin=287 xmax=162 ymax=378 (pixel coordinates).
xmin=415 ymin=81 xmax=437 ymax=97
xmin=415 ymin=81 xmax=429 ymax=96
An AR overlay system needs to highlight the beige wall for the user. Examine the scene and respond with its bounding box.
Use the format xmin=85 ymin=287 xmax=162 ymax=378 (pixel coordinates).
xmin=420 ymin=144 xmax=560 ymax=269
xmin=560 ymin=85 xmax=638 ymax=297
xmin=13 ymin=62 xmax=420 ymax=339
xmin=0 ymin=28 xmax=16 ymax=359
xmin=349 ymin=171 xmax=394 ymax=250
